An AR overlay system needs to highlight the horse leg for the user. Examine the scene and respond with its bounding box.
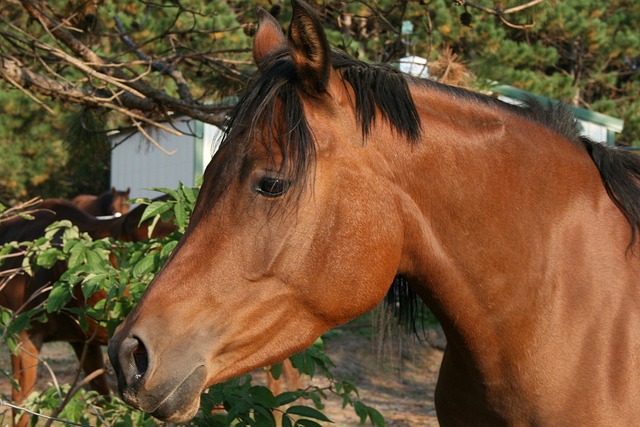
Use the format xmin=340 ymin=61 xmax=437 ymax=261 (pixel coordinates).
xmin=69 ymin=342 xmax=110 ymax=396
xmin=10 ymin=332 xmax=40 ymax=427
xmin=267 ymin=359 xmax=302 ymax=426
xmin=281 ymin=359 xmax=300 ymax=392
xmin=267 ymin=358 xmax=301 ymax=395
xmin=267 ymin=366 xmax=283 ymax=396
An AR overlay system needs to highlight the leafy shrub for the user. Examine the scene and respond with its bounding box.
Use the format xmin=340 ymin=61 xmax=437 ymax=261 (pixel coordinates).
xmin=0 ymin=184 xmax=384 ymax=426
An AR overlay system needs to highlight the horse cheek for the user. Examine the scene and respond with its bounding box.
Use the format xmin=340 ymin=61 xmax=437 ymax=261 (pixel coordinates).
xmin=299 ymin=188 xmax=401 ymax=324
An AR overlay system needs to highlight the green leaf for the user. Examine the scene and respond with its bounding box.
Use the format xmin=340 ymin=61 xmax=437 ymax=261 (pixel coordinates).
xmin=140 ymin=201 xmax=173 ymax=224
xmin=46 ymin=282 xmax=72 ymax=312
xmin=90 ymin=298 xmax=106 ymax=312
xmin=182 ymin=185 xmax=198 ymax=204
xmin=253 ymin=405 xmax=276 ymax=426
xmin=307 ymin=346 xmax=334 ymax=369
xmin=8 ymin=311 xmax=32 ymax=335
xmin=276 ymin=392 xmax=301 ymax=407
xmin=0 ymin=309 xmax=10 ymax=325
xmin=132 ymin=197 xmax=151 ymax=205
xmin=44 ymin=220 xmax=73 ymax=239
xmin=354 ymin=401 xmax=367 ymax=424
xmin=249 ymin=386 xmax=278 ymax=409
xmin=286 ymin=406 xmax=332 ymax=422
xmin=68 ymin=242 xmax=87 ymax=268
xmin=289 ymin=353 xmax=305 ymax=373
xmin=62 ymin=225 xmax=81 ymax=240
xmin=160 ymin=240 xmax=178 ymax=258
xmin=306 ymin=391 xmax=324 ymax=410
xmin=146 ymin=214 xmax=161 ymax=238
xmin=86 ymin=248 xmax=107 ymax=267
xmin=5 ymin=335 xmax=19 ymax=354
xmin=147 ymin=187 xmax=179 ymax=200
xmin=82 ymin=273 xmax=108 ymax=299
xmin=63 ymin=238 xmax=79 ymax=254
xmin=367 ymin=406 xmax=386 ymax=427
xmin=133 ymin=253 xmax=159 ymax=277
xmin=303 ymin=352 xmax=316 ymax=378
xmin=21 ymin=255 xmax=33 ymax=276
xmin=0 ymin=242 xmax=17 ymax=256
xmin=270 ymin=363 xmax=283 ymax=380
xmin=174 ymin=204 xmax=188 ymax=229
xmin=36 ymin=247 xmax=62 ymax=268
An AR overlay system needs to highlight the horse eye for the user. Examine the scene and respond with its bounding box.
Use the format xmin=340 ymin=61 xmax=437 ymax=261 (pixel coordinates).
xmin=256 ymin=177 xmax=290 ymax=197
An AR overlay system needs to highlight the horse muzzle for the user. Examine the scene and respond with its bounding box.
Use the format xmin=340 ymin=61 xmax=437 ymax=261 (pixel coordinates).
xmin=108 ymin=333 xmax=207 ymax=422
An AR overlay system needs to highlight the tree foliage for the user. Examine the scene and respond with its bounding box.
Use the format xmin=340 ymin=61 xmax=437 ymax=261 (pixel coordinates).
xmin=445 ymin=0 xmax=640 ymax=146
xmin=0 ymin=0 xmax=637 ymax=204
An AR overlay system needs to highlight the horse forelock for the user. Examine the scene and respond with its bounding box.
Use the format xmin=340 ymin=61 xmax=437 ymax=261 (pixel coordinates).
xmin=218 ymin=50 xmax=423 ymax=189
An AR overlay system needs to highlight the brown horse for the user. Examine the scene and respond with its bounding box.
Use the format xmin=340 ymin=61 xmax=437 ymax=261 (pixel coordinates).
xmin=108 ymin=1 xmax=640 ymax=424
xmin=72 ymin=187 xmax=131 ymax=217
xmin=0 ymin=198 xmax=174 ymax=425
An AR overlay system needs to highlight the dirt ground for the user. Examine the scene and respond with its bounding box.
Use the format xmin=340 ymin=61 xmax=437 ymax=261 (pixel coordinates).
xmin=309 ymin=324 xmax=443 ymax=427
xmin=0 ymin=321 xmax=444 ymax=426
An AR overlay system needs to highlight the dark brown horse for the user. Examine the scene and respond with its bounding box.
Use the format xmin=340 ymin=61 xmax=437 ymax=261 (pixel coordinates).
xmin=72 ymin=187 xmax=131 ymax=217
xmin=108 ymin=1 xmax=640 ymax=424
xmin=0 ymin=198 xmax=174 ymax=425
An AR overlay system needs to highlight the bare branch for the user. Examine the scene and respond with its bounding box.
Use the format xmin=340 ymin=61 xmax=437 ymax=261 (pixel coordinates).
xmin=0 ymin=54 xmax=229 ymax=128
xmin=0 ymin=197 xmax=43 ymax=222
xmin=0 ymin=400 xmax=93 ymax=427
xmin=114 ymin=15 xmax=192 ymax=102
xmin=133 ymin=120 xmax=178 ymax=154
xmin=8 ymin=0 xmax=232 ymax=130
xmin=454 ymin=0 xmax=545 ymax=29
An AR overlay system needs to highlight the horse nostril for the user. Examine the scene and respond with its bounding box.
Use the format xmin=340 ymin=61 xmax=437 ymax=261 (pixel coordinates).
xmin=132 ymin=337 xmax=149 ymax=377
xmin=109 ymin=333 xmax=151 ymax=396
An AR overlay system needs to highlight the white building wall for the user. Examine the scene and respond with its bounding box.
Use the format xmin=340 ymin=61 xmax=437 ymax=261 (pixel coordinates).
xmin=202 ymin=121 xmax=223 ymax=169
xmin=110 ymin=120 xmax=223 ymax=201
xmin=578 ymin=120 xmax=608 ymax=144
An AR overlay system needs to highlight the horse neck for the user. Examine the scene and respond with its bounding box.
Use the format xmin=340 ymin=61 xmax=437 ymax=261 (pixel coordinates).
xmin=97 ymin=192 xmax=114 ymax=215
xmin=388 ymin=84 xmax=627 ymax=363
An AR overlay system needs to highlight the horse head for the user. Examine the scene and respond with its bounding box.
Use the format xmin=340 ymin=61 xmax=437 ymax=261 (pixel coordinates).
xmin=110 ymin=187 xmax=131 ymax=216
xmin=108 ymin=1 xmax=409 ymax=421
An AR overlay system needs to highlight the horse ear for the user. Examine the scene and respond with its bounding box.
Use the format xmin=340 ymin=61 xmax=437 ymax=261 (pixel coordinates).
xmin=288 ymin=0 xmax=331 ymax=95
xmin=253 ymin=8 xmax=286 ymax=72
xmin=111 ymin=187 xmax=116 ymax=194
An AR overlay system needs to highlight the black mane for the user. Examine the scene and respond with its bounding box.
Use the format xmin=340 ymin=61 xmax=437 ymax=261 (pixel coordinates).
xmin=409 ymin=75 xmax=584 ymax=145
xmin=332 ymin=52 xmax=422 ymax=142
xmin=97 ymin=191 xmax=115 ymax=215
xmin=221 ymin=48 xmax=591 ymax=184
